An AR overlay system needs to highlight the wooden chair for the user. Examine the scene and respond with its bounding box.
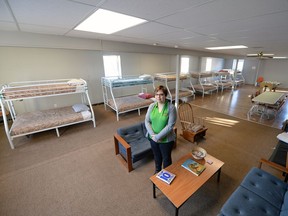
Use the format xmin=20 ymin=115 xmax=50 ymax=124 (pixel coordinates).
xmin=178 ymin=102 xmax=208 ymax=143
xmin=259 ymin=140 xmax=288 ymax=182
xmin=259 ymin=122 xmax=288 ymax=182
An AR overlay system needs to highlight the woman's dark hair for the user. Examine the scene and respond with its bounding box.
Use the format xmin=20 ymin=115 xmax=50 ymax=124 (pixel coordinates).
xmin=154 ymin=85 xmax=168 ymax=96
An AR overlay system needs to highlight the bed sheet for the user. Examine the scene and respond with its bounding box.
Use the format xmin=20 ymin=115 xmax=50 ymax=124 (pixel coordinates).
xmin=107 ymin=95 xmax=154 ymax=112
xmin=102 ymin=76 xmax=153 ymax=88
xmin=1 ymin=79 xmax=86 ymax=100
xmin=10 ymin=106 xmax=90 ymax=135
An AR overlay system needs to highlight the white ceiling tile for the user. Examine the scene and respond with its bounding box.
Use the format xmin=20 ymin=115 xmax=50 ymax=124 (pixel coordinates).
xmin=0 ymin=0 xmax=14 ymax=22
xmin=100 ymin=0 xmax=213 ymax=20
xmin=8 ymin=0 xmax=96 ymax=28
xmin=1 ymin=0 xmax=288 ymax=56
xmin=0 ymin=21 xmax=18 ymax=31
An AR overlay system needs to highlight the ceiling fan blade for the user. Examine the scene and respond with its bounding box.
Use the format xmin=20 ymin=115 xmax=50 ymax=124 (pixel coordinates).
xmin=246 ymin=52 xmax=274 ymax=58
xmin=246 ymin=54 xmax=258 ymax=57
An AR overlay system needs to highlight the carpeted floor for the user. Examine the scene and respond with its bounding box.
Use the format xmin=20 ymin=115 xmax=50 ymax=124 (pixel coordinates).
xmin=0 ymin=104 xmax=283 ymax=216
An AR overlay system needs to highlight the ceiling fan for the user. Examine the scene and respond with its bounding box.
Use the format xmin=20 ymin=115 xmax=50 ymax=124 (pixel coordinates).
xmin=246 ymin=51 xmax=274 ymax=59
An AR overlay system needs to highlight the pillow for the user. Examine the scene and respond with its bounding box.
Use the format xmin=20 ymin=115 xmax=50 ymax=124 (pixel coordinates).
xmin=139 ymin=74 xmax=152 ymax=80
xmin=72 ymin=104 xmax=89 ymax=113
xmin=138 ymin=93 xmax=153 ymax=99
xmin=277 ymin=132 xmax=288 ymax=143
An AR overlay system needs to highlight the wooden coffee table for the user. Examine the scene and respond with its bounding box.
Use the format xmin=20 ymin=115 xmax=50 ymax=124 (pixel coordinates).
xmin=150 ymin=153 xmax=224 ymax=216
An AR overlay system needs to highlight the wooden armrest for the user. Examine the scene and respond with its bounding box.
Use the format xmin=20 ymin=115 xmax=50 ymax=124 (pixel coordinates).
xmin=259 ymin=158 xmax=288 ymax=174
xmin=114 ymin=133 xmax=133 ymax=172
xmin=114 ymin=133 xmax=131 ymax=149
xmin=114 ymin=133 xmax=131 ymax=155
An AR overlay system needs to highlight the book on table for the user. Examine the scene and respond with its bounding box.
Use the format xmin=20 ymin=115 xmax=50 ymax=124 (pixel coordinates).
xmin=181 ymin=158 xmax=206 ymax=176
xmin=156 ymin=169 xmax=176 ymax=184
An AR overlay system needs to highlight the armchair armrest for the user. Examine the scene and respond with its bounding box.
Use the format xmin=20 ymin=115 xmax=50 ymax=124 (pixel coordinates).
xmin=259 ymin=152 xmax=288 ymax=182
xmin=114 ymin=133 xmax=133 ymax=172
xmin=114 ymin=133 xmax=131 ymax=153
xmin=259 ymin=158 xmax=288 ymax=173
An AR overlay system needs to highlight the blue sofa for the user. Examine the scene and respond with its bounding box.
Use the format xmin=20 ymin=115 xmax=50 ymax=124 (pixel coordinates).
xmin=218 ymin=167 xmax=288 ymax=216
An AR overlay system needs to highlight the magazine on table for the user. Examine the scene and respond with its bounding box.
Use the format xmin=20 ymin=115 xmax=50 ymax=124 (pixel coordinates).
xmin=181 ymin=158 xmax=206 ymax=176
xmin=156 ymin=169 xmax=176 ymax=184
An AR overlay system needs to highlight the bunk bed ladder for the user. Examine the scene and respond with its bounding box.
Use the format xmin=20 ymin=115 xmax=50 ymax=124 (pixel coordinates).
xmin=0 ymin=100 xmax=14 ymax=149
xmin=85 ymin=90 xmax=96 ymax=127
xmin=109 ymin=87 xmax=119 ymax=121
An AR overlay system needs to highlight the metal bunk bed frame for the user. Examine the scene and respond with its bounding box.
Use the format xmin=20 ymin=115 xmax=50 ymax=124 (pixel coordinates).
xmin=190 ymin=72 xmax=218 ymax=97
xmin=101 ymin=75 xmax=154 ymax=121
xmin=153 ymin=72 xmax=195 ymax=102
xmin=0 ymin=78 xmax=96 ymax=149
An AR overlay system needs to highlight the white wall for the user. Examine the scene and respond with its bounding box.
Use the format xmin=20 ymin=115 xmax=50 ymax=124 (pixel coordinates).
xmin=0 ymin=47 xmax=176 ymax=112
xmin=261 ymin=60 xmax=288 ymax=88
xmin=1 ymin=31 xmax=287 ymax=113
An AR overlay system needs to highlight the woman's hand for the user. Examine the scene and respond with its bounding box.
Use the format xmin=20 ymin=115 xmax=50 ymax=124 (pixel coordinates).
xmin=151 ymin=135 xmax=157 ymax=142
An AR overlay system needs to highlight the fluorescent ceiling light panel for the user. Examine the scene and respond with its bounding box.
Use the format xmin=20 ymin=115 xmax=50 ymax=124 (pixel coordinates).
xmin=206 ymin=45 xmax=248 ymax=50
xmin=75 ymin=9 xmax=147 ymax=34
xmin=273 ymin=56 xmax=287 ymax=59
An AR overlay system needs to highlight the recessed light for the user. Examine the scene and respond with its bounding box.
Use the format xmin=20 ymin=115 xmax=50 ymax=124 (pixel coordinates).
xmin=205 ymin=45 xmax=248 ymax=50
xmin=75 ymin=9 xmax=147 ymax=34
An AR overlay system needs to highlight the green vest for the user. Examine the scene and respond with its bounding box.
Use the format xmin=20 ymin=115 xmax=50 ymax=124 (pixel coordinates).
xmin=150 ymin=101 xmax=169 ymax=142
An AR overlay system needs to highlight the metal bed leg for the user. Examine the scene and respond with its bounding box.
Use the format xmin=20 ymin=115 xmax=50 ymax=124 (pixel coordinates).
xmin=56 ymin=128 xmax=60 ymax=137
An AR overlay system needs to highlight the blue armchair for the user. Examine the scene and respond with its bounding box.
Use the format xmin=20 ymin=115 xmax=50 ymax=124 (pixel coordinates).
xmin=114 ymin=121 xmax=177 ymax=172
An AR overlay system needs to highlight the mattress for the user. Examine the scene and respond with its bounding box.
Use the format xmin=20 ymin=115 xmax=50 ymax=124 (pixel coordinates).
xmin=167 ymin=89 xmax=194 ymax=99
xmin=1 ymin=79 xmax=86 ymax=100
xmin=108 ymin=95 xmax=154 ymax=112
xmin=10 ymin=106 xmax=91 ymax=136
xmin=190 ymin=72 xmax=214 ymax=79
xmin=154 ymin=73 xmax=188 ymax=81
xmin=102 ymin=75 xmax=153 ymax=88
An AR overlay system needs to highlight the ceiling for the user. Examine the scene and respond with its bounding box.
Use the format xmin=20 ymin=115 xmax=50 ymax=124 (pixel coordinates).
xmin=1 ymin=0 xmax=288 ymax=57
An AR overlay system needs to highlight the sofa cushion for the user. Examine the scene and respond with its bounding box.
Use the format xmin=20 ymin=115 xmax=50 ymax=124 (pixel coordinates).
xmin=281 ymin=191 xmax=288 ymax=213
xmin=117 ymin=122 xmax=146 ymax=142
xmin=241 ymin=167 xmax=288 ymax=210
xmin=219 ymin=186 xmax=280 ymax=216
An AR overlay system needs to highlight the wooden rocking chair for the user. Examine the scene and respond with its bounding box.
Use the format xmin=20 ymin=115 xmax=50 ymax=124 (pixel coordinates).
xmin=178 ymin=102 xmax=208 ymax=143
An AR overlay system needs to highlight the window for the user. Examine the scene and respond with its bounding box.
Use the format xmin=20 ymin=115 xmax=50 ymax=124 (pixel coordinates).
xmin=181 ymin=57 xmax=189 ymax=73
xmin=232 ymin=59 xmax=244 ymax=72
xmin=103 ymin=55 xmax=122 ymax=77
xmin=205 ymin=58 xmax=212 ymax=71
xmin=237 ymin=59 xmax=244 ymax=71
xmin=232 ymin=59 xmax=237 ymax=70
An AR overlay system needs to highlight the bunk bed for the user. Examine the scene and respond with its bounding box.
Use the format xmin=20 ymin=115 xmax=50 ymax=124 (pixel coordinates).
xmin=214 ymin=71 xmax=234 ymax=92
xmin=0 ymin=78 xmax=96 ymax=149
xmin=220 ymin=69 xmax=245 ymax=88
xmin=190 ymin=72 xmax=218 ymax=97
xmin=233 ymin=70 xmax=245 ymax=87
xmin=101 ymin=75 xmax=154 ymax=121
xmin=153 ymin=72 xmax=195 ymax=102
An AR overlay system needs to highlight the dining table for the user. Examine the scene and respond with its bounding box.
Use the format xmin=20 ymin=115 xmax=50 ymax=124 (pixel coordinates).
xmin=251 ymin=91 xmax=285 ymax=119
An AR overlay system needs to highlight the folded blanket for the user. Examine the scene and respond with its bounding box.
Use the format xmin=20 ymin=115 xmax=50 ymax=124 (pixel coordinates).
xmin=277 ymin=132 xmax=288 ymax=143
xmin=81 ymin=110 xmax=91 ymax=120
xmin=67 ymin=79 xmax=85 ymax=86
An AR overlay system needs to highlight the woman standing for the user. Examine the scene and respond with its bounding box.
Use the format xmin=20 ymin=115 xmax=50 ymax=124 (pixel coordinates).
xmin=145 ymin=85 xmax=177 ymax=174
